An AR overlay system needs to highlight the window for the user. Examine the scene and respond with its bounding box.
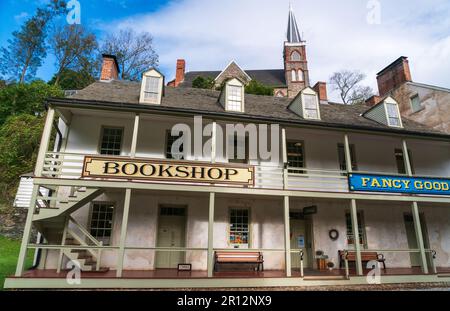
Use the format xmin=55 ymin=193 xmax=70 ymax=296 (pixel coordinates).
xmin=395 ymin=148 xmax=415 ymax=175
xmin=99 ymin=127 xmax=123 ymax=155
xmin=140 ymin=69 xmax=163 ymax=104
xmin=160 ymin=206 xmax=186 ymax=216
xmin=90 ymin=202 xmax=114 ymax=245
xmin=144 ymin=76 xmax=160 ymax=102
xmin=386 ymin=102 xmax=402 ymax=127
xmin=345 ymin=211 xmax=366 ymax=247
xmin=297 ymin=69 xmax=304 ymax=81
xmin=228 ymin=134 xmax=248 ymax=164
xmin=303 ymin=94 xmax=319 ymax=119
xmin=229 ymin=208 xmax=249 ymax=245
xmin=291 ymin=70 xmax=297 ymax=82
xmin=291 ymin=51 xmax=301 ymax=61
xmin=337 ymin=143 xmax=357 ymax=172
xmin=287 ymin=140 xmax=305 ymax=173
xmin=166 ymin=130 xmax=184 ymax=160
xmin=226 ymin=85 xmax=243 ymax=111
xmin=410 ymin=95 xmax=421 ymax=113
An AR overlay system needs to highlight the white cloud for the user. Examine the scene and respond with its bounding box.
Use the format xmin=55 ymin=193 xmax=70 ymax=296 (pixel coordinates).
xmin=107 ymin=0 xmax=450 ymax=101
xmin=14 ymin=12 xmax=29 ymax=23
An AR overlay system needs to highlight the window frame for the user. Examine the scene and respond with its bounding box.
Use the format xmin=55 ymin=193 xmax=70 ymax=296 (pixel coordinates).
xmin=291 ymin=69 xmax=297 ymax=82
xmin=297 ymin=69 xmax=304 ymax=81
xmin=345 ymin=210 xmax=367 ymax=249
xmin=228 ymin=133 xmax=249 ymax=164
xmin=337 ymin=143 xmax=358 ymax=172
xmin=384 ymin=102 xmax=403 ymax=128
xmin=228 ymin=207 xmax=251 ymax=247
xmin=286 ymin=140 xmax=306 ymax=174
xmin=88 ymin=201 xmax=116 ymax=246
xmin=139 ymin=70 xmax=163 ymax=105
xmin=98 ymin=126 xmax=124 ymax=156
xmin=165 ymin=130 xmax=185 ymax=160
xmin=225 ymin=80 xmax=245 ymax=112
xmin=395 ymin=148 xmax=415 ymax=175
xmin=300 ymin=90 xmax=321 ymax=120
xmin=410 ymin=94 xmax=422 ymax=113
xmin=291 ymin=50 xmax=302 ymax=61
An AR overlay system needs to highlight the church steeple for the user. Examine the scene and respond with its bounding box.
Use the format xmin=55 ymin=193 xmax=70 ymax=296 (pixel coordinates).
xmin=283 ymin=4 xmax=309 ymax=98
xmin=287 ymin=4 xmax=302 ymax=43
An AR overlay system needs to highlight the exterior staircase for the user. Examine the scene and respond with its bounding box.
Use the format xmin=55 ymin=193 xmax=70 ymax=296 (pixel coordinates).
xmin=63 ymin=236 xmax=102 ymax=272
xmin=33 ymin=187 xmax=104 ymax=221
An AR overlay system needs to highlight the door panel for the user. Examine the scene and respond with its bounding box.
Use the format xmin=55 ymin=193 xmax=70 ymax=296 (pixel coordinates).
xmin=155 ymin=213 xmax=186 ymax=268
xmin=290 ymin=219 xmax=312 ymax=268
xmin=403 ymin=213 xmax=430 ymax=268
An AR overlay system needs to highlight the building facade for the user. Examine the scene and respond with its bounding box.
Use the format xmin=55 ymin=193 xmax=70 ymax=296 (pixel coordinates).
xmin=5 ymin=8 xmax=450 ymax=289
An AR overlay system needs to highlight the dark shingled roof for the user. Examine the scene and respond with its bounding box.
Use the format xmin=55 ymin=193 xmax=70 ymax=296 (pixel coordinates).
xmin=181 ymin=69 xmax=286 ymax=88
xmin=61 ymin=80 xmax=448 ymax=138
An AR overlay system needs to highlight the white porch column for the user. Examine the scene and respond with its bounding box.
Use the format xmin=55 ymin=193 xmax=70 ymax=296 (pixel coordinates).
xmin=344 ymin=134 xmax=363 ymax=276
xmin=130 ymin=113 xmax=140 ymax=157
xmin=283 ymin=196 xmax=291 ymax=277
xmin=116 ymin=188 xmax=132 ymax=277
xmin=350 ymin=199 xmax=363 ymax=275
xmin=402 ymin=139 xmax=428 ymax=274
xmin=282 ymin=128 xmax=288 ymax=189
xmin=15 ymin=185 xmax=39 ymax=276
xmin=207 ymin=192 xmax=215 ymax=277
xmin=34 ymin=107 xmax=55 ymax=177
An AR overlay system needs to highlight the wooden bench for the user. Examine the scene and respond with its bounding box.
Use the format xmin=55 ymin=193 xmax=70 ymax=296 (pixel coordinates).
xmin=338 ymin=250 xmax=386 ymax=270
xmin=214 ymin=251 xmax=264 ymax=272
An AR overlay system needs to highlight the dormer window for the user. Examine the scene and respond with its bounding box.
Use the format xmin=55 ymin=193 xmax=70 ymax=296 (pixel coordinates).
xmin=139 ymin=69 xmax=164 ymax=105
xmin=287 ymin=87 xmax=321 ymax=120
xmin=363 ymin=96 xmax=403 ymax=128
xmin=385 ymin=102 xmax=402 ymax=127
xmin=221 ymin=78 xmax=245 ymax=112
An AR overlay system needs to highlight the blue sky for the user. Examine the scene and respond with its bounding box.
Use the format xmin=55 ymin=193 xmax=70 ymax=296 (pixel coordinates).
xmin=1 ymin=0 xmax=449 ymax=101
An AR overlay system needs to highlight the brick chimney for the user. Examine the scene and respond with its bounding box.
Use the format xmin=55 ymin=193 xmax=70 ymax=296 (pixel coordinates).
xmin=313 ymin=81 xmax=328 ymax=103
xmin=174 ymin=59 xmax=186 ymax=87
xmin=376 ymin=56 xmax=412 ymax=96
xmin=365 ymin=95 xmax=382 ymax=107
xmin=100 ymin=54 xmax=120 ymax=81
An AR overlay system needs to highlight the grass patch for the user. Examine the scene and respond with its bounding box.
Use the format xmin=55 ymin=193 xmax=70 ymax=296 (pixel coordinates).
xmin=0 ymin=235 xmax=34 ymax=289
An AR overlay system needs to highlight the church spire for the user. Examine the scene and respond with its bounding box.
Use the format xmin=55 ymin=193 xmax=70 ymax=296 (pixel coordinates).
xmin=287 ymin=4 xmax=302 ymax=43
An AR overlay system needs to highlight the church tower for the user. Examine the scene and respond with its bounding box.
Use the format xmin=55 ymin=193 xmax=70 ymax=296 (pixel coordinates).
xmin=284 ymin=5 xmax=310 ymax=98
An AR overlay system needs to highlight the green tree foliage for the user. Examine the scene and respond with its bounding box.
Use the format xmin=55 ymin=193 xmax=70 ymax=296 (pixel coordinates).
xmin=0 ymin=1 xmax=66 ymax=82
xmin=0 ymin=115 xmax=45 ymax=201
xmin=192 ymin=76 xmax=215 ymax=89
xmin=244 ymin=80 xmax=274 ymax=96
xmin=48 ymin=68 xmax=95 ymax=90
xmin=0 ymin=80 xmax=63 ymax=126
xmin=49 ymin=24 xmax=98 ymax=86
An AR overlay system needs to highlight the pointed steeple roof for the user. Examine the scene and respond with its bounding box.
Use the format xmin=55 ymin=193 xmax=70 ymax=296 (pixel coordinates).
xmin=287 ymin=4 xmax=302 ymax=43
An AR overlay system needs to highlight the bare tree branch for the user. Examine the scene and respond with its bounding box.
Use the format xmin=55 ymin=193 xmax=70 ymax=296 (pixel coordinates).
xmin=329 ymin=70 xmax=374 ymax=104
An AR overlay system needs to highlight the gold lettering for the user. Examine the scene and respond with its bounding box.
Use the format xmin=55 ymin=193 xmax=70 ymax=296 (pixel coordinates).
xmin=361 ymin=177 xmax=370 ymax=187
xmin=371 ymin=178 xmax=381 ymax=188
xmin=424 ymin=181 xmax=433 ymax=190
xmin=402 ymin=180 xmax=411 ymax=189
xmin=414 ymin=181 xmax=423 ymax=190
xmin=382 ymin=179 xmax=392 ymax=188
xmin=392 ymin=179 xmax=402 ymax=189
xmin=442 ymin=182 xmax=449 ymax=191
xmin=432 ymin=182 xmax=442 ymax=191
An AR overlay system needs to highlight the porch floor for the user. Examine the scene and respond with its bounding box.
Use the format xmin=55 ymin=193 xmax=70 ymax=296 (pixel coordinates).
xmin=16 ymin=267 xmax=450 ymax=279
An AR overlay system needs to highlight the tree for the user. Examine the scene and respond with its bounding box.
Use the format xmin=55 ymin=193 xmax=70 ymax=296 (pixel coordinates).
xmin=329 ymin=70 xmax=374 ymax=105
xmin=0 ymin=80 xmax=63 ymax=126
xmin=49 ymin=24 xmax=98 ymax=86
xmin=245 ymin=80 xmax=274 ymax=96
xmin=101 ymin=29 xmax=159 ymax=81
xmin=0 ymin=1 xmax=66 ymax=83
xmin=48 ymin=68 xmax=95 ymax=90
xmin=192 ymin=76 xmax=215 ymax=89
xmin=0 ymin=114 xmax=45 ymax=202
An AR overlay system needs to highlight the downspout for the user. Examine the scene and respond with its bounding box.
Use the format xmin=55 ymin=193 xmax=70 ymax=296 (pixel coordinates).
xmin=30 ymin=118 xmax=63 ymax=269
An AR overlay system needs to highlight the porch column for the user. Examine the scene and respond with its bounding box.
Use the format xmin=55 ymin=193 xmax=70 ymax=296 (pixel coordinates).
xmin=207 ymin=192 xmax=215 ymax=277
xmin=15 ymin=185 xmax=39 ymax=276
xmin=350 ymin=199 xmax=363 ymax=275
xmin=344 ymin=134 xmax=363 ymax=276
xmin=116 ymin=188 xmax=132 ymax=277
xmin=283 ymin=196 xmax=291 ymax=277
xmin=130 ymin=113 xmax=140 ymax=157
xmin=282 ymin=128 xmax=288 ymax=189
xmin=34 ymin=107 xmax=55 ymax=177
xmin=402 ymin=139 xmax=428 ymax=274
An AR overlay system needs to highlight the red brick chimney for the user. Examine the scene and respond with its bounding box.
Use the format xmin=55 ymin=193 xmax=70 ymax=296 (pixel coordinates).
xmin=174 ymin=59 xmax=186 ymax=87
xmin=313 ymin=81 xmax=328 ymax=102
xmin=365 ymin=95 xmax=382 ymax=107
xmin=376 ymin=56 xmax=412 ymax=96
xmin=100 ymin=54 xmax=120 ymax=81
